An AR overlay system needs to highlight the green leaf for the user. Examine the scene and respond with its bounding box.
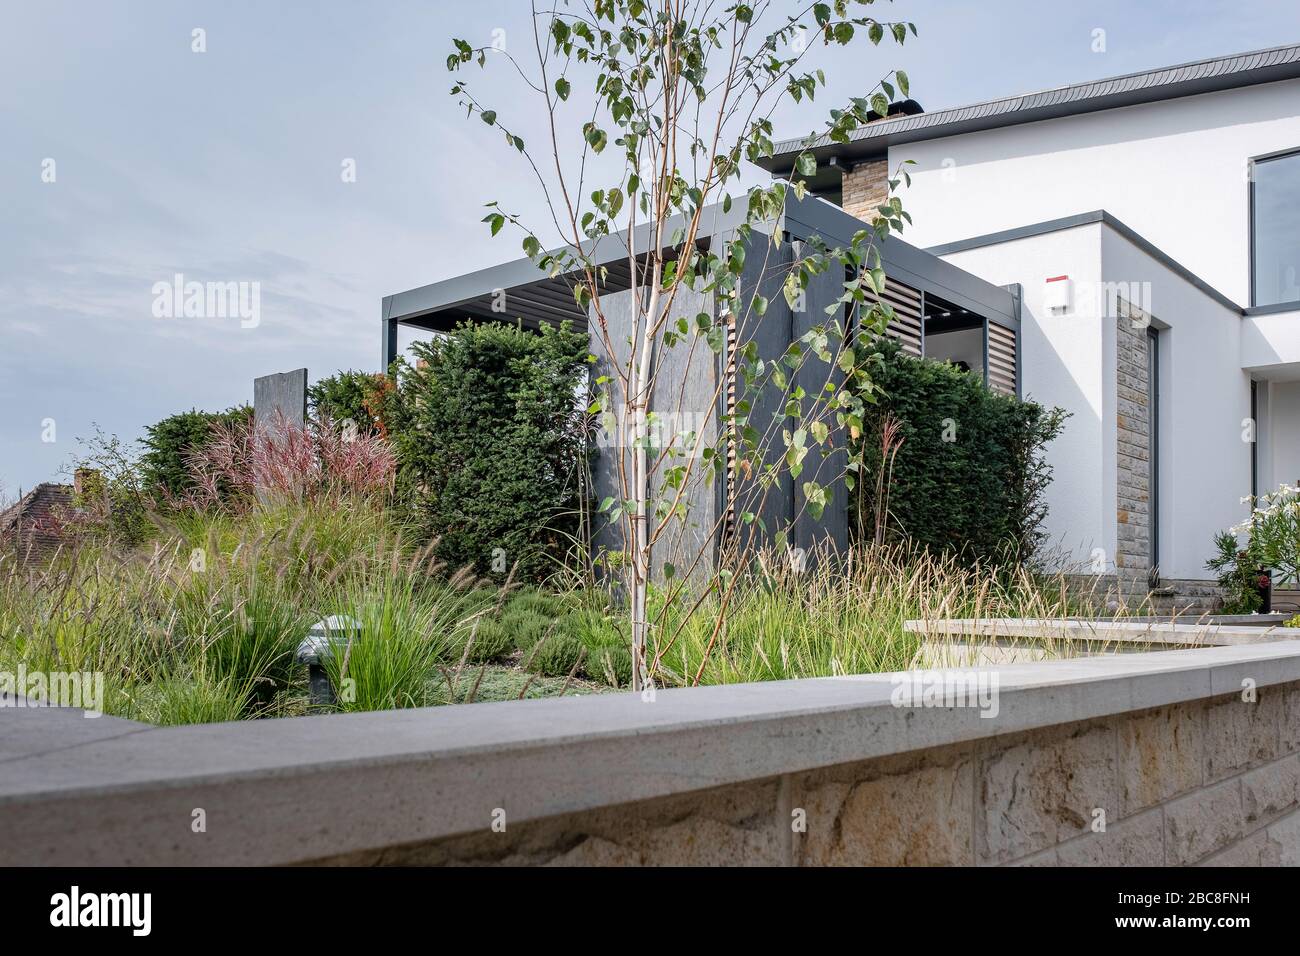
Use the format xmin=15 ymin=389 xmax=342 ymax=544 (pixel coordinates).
xmin=584 ymin=125 xmax=608 ymax=153
xmin=555 ymin=77 xmax=571 ymax=101
xmin=803 ymin=481 xmax=827 ymax=520
xmin=480 ymin=110 xmax=497 ymax=126
xmin=896 ymin=70 xmax=910 ymax=97
xmin=796 ymin=153 xmax=817 ymax=177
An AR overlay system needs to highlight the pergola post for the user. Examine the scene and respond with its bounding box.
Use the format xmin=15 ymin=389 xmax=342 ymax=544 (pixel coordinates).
xmin=381 ymin=298 xmax=398 ymax=372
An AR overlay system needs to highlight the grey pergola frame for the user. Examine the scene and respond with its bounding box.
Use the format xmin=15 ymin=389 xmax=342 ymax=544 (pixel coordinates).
xmin=380 ymin=194 xmax=1020 ymax=370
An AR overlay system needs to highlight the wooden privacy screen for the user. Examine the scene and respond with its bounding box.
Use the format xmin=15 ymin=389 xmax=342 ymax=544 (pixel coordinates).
xmin=987 ymin=321 xmax=1017 ymax=396
xmin=876 ymin=279 xmax=923 ymax=357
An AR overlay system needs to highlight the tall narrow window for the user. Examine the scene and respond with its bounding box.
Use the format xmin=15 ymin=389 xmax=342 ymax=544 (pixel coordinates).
xmin=1252 ymin=150 xmax=1300 ymax=308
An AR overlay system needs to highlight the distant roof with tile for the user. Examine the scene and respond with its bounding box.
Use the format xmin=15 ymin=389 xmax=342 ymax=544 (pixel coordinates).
xmin=0 ymin=483 xmax=77 ymax=560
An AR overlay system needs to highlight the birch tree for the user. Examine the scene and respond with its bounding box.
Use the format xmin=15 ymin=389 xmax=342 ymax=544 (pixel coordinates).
xmin=448 ymin=0 xmax=916 ymax=689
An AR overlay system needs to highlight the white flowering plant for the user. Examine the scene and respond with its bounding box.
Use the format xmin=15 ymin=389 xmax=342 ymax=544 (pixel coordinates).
xmin=1231 ymin=485 xmax=1300 ymax=587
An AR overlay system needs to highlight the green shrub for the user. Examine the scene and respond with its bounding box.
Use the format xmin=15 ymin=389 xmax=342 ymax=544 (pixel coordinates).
xmin=524 ymin=632 xmax=586 ymax=677
xmin=140 ymin=406 xmax=251 ymax=499
xmin=308 ymin=370 xmax=392 ymax=436
xmin=853 ymin=338 xmax=1066 ymax=563
xmin=500 ymin=608 xmax=553 ymax=650
xmin=584 ymin=644 xmax=633 ymax=686
xmin=504 ymin=589 xmax=566 ymax=619
xmin=458 ymin=618 xmax=517 ymax=663
xmin=561 ymin=608 xmax=623 ymax=648
xmin=1205 ymin=529 xmax=1265 ymax=614
xmin=390 ymin=321 xmax=590 ymax=582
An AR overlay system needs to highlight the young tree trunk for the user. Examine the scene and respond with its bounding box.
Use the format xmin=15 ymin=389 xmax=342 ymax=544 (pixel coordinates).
xmin=630 ymin=274 xmax=662 ymax=692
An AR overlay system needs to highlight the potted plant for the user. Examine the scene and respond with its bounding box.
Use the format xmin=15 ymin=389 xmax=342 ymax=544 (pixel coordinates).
xmin=1206 ymin=531 xmax=1266 ymax=614
xmin=1252 ymin=563 xmax=1273 ymax=614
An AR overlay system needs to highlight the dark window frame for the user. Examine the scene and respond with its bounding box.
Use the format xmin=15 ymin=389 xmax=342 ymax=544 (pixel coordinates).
xmin=1148 ymin=326 xmax=1160 ymax=586
xmin=1248 ymin=145 xmax=1300 ymax=310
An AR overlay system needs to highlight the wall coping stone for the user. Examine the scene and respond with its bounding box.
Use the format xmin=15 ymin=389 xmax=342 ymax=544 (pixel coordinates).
xmin=4 ymin=642 xmax=1300 ymax=864
xmin=905 ymin=617 xmax=1293 ymax=646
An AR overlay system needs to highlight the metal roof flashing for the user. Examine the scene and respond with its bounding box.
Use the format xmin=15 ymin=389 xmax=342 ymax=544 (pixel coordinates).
xmin=926 ymin=210 xmax=1247 ymax=316
xmin=759 ymin=42 xmax=1300 ymax=173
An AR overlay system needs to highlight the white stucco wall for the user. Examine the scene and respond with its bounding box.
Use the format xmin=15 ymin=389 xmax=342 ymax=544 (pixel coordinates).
xmin=1099 ymin=227 xmax=1250 ymax=581
xmin=936 ymin=222 xmax=1251 ymax=581
xmin=1242 ymin=306 xmax=1300 ymax=375
xmin=937 ymin=224 xmax=1108 ymax=572
xmin=923 ymin=325 xmax=983 ymax=372
xmin=890 ymin=78 xmax=1300 ymax=308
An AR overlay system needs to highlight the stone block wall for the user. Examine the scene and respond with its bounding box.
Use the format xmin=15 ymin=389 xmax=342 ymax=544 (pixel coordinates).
xmin=315 ymin=680 xmax=1300 ymax=866
xmin=1115 ymin=303 xmax=1152 ymax=582
xmin=840 ymin=157 xmax=889 ymax=223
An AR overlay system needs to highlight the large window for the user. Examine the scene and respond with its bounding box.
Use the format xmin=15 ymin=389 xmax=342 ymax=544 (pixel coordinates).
xmin=1252 ymin=149 xmax=1300 ymax=308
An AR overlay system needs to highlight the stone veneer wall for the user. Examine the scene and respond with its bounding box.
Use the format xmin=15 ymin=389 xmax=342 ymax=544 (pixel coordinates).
xmin=315 ymin=679 xmax=1300 ymax=866
xmin=1061 ymin=573 xmax=1222 ymax=615
xmin=839 ymin=157 xmax=889 ymax=222
xmin=1115 ymin=302 xmax=1152 ymax=582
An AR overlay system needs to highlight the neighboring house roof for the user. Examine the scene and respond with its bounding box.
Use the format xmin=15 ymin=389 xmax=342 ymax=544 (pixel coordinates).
xmin=759 ymin=42 xmax=1300 ymax=172
xmin=0 ymin=483 xmax=77 ymax=560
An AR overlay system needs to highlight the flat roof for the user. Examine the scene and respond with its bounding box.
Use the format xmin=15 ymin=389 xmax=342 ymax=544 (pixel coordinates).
xmin=383 ymin=194 xmax=1019 ymax=336
xmin=758 ymin=42 xmax=1300 ymax=174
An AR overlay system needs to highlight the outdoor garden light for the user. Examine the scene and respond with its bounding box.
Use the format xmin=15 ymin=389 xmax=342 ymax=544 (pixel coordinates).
xmin=295 ymin=615 xmax=361 ymax=708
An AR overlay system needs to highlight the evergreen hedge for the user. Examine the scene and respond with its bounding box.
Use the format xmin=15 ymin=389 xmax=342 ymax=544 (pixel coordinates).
xmin=854 ymin=338 xmax=1066 ymax=563
xmin=391 ymin=321 xmax=590 ymax=582
xmin=140 ymin=406 xmax=251 ymax=498
xmin=307 ymin=370 xmax=391 ymax=436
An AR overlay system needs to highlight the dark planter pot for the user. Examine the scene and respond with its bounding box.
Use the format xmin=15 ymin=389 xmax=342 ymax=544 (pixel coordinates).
xmin=1253 ymin=568 xmax=1273 ymax=613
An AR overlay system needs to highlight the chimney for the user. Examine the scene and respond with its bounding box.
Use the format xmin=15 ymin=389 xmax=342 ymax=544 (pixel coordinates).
xmin=839 ymin=157 xmax=892 ymax=223
xmin=74 ymin=467 xmax=103 ymax=503
xmin=835 ymin=99 xmax=922 ymax=223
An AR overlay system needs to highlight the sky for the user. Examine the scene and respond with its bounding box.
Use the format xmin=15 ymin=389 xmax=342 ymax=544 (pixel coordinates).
xmin=3 ymin=0 xmax=1300 ymax=498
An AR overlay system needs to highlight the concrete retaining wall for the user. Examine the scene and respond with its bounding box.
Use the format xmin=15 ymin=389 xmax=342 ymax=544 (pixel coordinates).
xmin=317 ymin=684 xmax=1300 ymax=866
xmin=4 ymin=642 xmax=1300 ymax=866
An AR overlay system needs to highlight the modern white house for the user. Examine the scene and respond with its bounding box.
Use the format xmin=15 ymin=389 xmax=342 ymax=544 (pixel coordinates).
xmin=757 ymin=42 xmax=1300 ymax=602
xmin=385 ymin=43 xmax=1300 ymax=606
